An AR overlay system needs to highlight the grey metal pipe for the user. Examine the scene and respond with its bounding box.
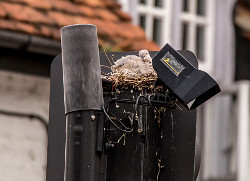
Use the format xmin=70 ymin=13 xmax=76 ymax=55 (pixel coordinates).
xmin=61 ymin=24 xmax=104 ymax=181
xmin=61 ymin=24 xmax=104 ymax=114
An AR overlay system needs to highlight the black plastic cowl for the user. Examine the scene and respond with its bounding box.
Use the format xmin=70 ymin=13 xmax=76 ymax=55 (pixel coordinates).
xmin=152 ymin=43 xmax=221 ymax=110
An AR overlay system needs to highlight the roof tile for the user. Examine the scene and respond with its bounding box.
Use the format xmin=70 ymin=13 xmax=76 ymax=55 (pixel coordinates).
xmin=0 ymin=19 xmax=37 ymax=34
xmin=118 ymin=23 xmax=146 ymax=39
xmin=0 ymin=7 xmax=7 ymax=18
xmin=113 ymin=9 xmax=131 ymax=22
xmin=25 ymin=0 xmax=52 ymax=10
xmin=51 ymin=1 xmax=81 ymax=14
xmin=104 ymin=0 xmax=121 ymax=9
xmin=131 ymin=40 xmax=160 ymax=51
xmin=0 ymin=0 xmax=160 ymax=51
xmin=48 ymin=11 xmax=90 ymax=27
xmin=91 ymin=19 xmax=116 ymax=37
xmin=94 ymin=8 xmax=119 ymax=22
xmin=39 ymin=25 xmax=60 ymax=40
xmin=0 ymin=19 xmax=17 ymax=31
xmin=75 ymin=0 xmax=106 ymax=7
xmin=78 ymin=5 xmax=96 ymax=17
xmin=1 ymin=0 xmax=27 ymax=5
xmin=1 ymin=2 xmax=54 ymax=25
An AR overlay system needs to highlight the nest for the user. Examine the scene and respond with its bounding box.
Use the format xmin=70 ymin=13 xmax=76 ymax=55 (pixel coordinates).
xmin=102 ymin=73 xmax=157 ymax=90
xmin=101 ymin=50 xmax=157 ymax=90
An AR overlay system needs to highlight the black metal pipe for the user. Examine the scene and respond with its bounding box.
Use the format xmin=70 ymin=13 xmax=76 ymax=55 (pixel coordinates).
xmin=61 ymin=24 xmax=104 ymax=181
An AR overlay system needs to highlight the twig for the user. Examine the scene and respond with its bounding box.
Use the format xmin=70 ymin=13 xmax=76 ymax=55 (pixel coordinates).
xmin=100 ymin=65 xmax=112 ymax=69
xmin=101 ymin=71 xmax=109 ymax=76
xmin=111 ymin=54 xmax=115 ymax=64
xmin=99 ymin=40 xmax=113 ymax=66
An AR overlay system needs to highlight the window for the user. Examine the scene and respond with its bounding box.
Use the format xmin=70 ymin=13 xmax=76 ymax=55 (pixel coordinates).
xmin=197 ymin=0 xmax=206 ymax=16
xmin=140 ymin=0 xmax=147 ymax=5
xmin=180 ymin=0 xmax=215 ymax=73
xmin=182 ymin=0 xmax=206 ymax=15
xmin=139 ymin=14 xmax=146 ymax=30
xmin=182 ymin=22 xmax=188 ymax=50
xmin=196 ymin=25 xmax=205 ymax=60
xmin=153 ymin=18 xmax=162 ymax=45
xmin=154 ymin=0 xmax=163 ymax=7
xmin=117 ymin=0 xmax=172 ymax=47
xmin=183 ymin=0 xmax=189 ymax=12
xmin=134 ymin=0 xmax=171 ymax=47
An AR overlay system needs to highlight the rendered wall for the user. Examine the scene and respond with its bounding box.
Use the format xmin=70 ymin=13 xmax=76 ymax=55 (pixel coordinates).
xmin=0 ymin=70 xmax=49 ymax=181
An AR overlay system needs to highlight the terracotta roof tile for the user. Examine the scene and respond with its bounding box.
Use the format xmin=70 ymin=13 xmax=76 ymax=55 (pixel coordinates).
xmin=49 ymin=11 xmax=91 ymax=26
xmin=39 ymin=25 xmax=54 ymax=38
xmin=94 ymin=8 xmax=119 ymax=22
xmin=0 ymin=19 xmax=37 ymax=34
xmin=78 ymin=5 xmax=96 ymax=17
xmin=75 ymin=0 xmax=106 ymax=8
xmin=51 ymin=1 xmax=81 ymax=14
xmin=1 ymin=0 xmax=27 ymax=5
xmin=91 ymin=19 xmax=116 ymax=37
xmin=25 ymin=0 xmax=52 ymax=10
xmin=104 ymin=0 xmax=121 ymax=9
xmin=110 ymin=22 xmax=132 ymax=38
xmin=0 ymin=19 xmax=18 ymax=31
xmin=0 ymin=0 xmax=160 ymax=51
xmin=1 ymin=2 xmax=54 ymax=25
xmin=131 ymin=40 xmax=160 ymax=51
xmin=113 ymin=9 xmax=131 ymax=22
xmin=0 ymin=7 xmax=7 ymax=18
xmin=120 ymin=23 xmax=146 ymax=39
xmin=39 ymin=25 xmax=60 ymax=40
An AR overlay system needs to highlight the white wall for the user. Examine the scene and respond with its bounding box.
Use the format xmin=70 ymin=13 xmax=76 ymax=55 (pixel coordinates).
xmin=0 ymin=70 xmax=49 ymax=181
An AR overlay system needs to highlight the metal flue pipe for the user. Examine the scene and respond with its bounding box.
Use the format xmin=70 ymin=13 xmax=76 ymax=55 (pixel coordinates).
xmin=61 ymin=24 xmax=104 ymax=181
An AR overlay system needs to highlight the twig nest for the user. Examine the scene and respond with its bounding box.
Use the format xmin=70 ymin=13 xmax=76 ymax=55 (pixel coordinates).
xmin=103 ymin=50 xmax=157 ymax=89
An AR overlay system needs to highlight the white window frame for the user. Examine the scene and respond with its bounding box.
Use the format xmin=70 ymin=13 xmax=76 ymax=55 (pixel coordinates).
xmin=119 ymin=0 xmax=215 ymax=74
xmin=180 ymin=0 xmax=216 ymax=74
xmin=118 ymin=0 xmax=173 ymax=47
xmin=201 ymin=82 xmax=250 ymax=181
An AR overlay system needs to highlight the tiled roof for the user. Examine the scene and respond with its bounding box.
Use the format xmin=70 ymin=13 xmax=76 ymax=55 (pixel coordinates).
xmin=0 ymin=0 xmax=159 ymax=51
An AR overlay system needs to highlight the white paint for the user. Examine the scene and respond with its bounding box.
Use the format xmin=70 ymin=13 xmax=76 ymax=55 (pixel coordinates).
xmin=0 ymin=70 xmax=49 ymax=181
xmin=118 ymin=0 xmax=173 ymax=47
xmin=200 ymin=82 xmax=250 ymax=180
xmin=202 ymin=99 xmax=216 ymax=180
xmin=179 ymin=0 xmax=216 ymax=74
xmin=236 ymin=81 xmax=250 ymax=181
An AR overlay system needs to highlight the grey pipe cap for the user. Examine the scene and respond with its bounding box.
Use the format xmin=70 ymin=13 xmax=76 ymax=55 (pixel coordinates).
xmin=61 ymin=24 xmax=104 ymax=113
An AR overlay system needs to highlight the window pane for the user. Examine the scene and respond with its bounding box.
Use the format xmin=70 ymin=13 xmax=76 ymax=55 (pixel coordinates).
xmin=154 ymin=0 xmax=163 ymax=7
xmin=196 ymin=25 xmax=205 ymax=60
xmin=140 ymin=0 xmax=147 ymax=5
xmin=153 ymin=18 xmax=162 ymax=45
xmin=183 ymin=0 xmax=189 ymax=12
xmin=197 ymin=0 xmax=206 ymax=16
xmin=182 ymin=22 xmax=188 ymax=50
xmin=139 ymin=15 xmax=146 ymax=30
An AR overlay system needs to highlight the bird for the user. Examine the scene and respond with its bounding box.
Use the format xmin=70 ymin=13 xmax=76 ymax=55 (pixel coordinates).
xmin=139 ymin=49 xmax=152 ymax=63
xmin=111 ymin=50 xmax=156 ymax=78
